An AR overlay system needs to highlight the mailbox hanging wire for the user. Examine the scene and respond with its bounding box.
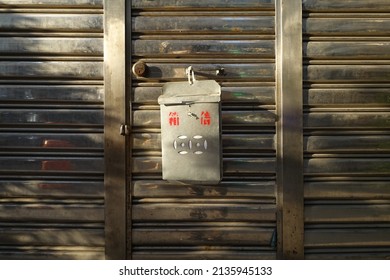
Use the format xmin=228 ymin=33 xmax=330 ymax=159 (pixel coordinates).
xmin=186 ymin=66 xmax=196 ymax=85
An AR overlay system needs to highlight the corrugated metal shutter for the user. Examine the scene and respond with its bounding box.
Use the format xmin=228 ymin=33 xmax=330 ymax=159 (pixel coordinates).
xmin=130 ymin=0 xmax=277 ymax=260
xmin=0 ymin=0 xmax=104 ymax=259
xmin=303 ymin=0 xmax=390 ymax=259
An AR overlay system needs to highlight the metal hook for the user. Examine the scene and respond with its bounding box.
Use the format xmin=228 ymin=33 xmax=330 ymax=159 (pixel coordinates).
xmin=186 ymin=66 xmax=196 ymax=85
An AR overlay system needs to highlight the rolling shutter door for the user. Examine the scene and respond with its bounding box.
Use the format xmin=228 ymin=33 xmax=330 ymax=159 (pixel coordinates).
xmin=130 ymin=0 xmax=277 ymax=260
xmin=0 ymin=0 xmax=104 ymax=259
xmin=303 ymin=0 xmax=390 ymax=259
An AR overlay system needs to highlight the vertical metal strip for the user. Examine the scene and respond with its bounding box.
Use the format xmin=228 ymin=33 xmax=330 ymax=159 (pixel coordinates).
xmin=276 ymin=0 xmax=304 ymax=259
xmin=104 ymin=0 xmax=127 ymax=259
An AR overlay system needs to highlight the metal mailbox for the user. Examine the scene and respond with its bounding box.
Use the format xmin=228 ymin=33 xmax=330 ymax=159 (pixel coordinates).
xmin=158 ymin=79 xmax=222 ymax=184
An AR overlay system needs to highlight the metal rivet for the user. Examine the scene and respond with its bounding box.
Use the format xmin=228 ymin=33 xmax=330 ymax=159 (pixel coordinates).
xmin=132 ymin=61 xmax=147 ymax=77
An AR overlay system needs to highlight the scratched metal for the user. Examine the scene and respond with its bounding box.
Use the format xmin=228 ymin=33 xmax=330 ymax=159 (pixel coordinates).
xmin=303 ymin=2 xmax=390 ymax=260
xmin=129 ymin=2 xmax=277 ymax=260
xmin=0 ymin=0 xmax=104 ymax=260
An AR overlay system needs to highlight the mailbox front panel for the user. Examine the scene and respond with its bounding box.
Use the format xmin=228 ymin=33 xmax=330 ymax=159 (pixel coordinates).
xmin=160 ymin=102 xmax=221 ymax=183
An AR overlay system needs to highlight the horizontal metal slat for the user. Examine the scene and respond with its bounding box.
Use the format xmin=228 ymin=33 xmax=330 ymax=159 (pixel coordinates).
xmin=0 ymin=246 xmax=104 ymax=260
xmin=305 ymin=181 xmax=390 ymax=200
xmin=133 ymin=227 xmax=274 ymax=246
xmin=133 ymin=16 xmax=274 ymax=34
xmin=0 ymin=203 xmax=104 ymax=223
xmin=304 ymin=112 xmax=390 ymax=129
xmin=0 ymin=14 xmax=103 ymax=32
xmin=305 ymin=41 xmax=390 ymax=60
xmin=132 ymin=62 xmax=275 ymax=82
xmin=133 ymin=39 xmax=274 ymax=58
xmin=305 ymin=251 xmax=390 ymax=260
xmin=132 ymin=0 xmax=275 ymax=10
xmin=0 ymin=61 xmax=103 ymax=80
xmin=0 ymin=133 xmax=103 ymax=151
xmin=133 ymin=110 xmax=276 ymax=128
xmin=133 ymin=203 xmax=276 ymax=222
xmin=0 ymin=85 xmax=104 ymax=103
xmin=0 ymin=38 xmax=103 ymax=56
xmin=304 ymin=65 xmax=390 ymax=83
xmin=132 ymin=157 xmax=276 ymax=175
xmin=0 ymin=0 xmax=103 ymax=7
xmin=0 ymin=228 xmax=104 ymax=246
xmin=133 ymin=86 xmax=275 ymax=104
xmin=305 ymin=228 xmax=390 ymax=248
xmin=132 ymin=249 xmax=276 ymax=260
xmin=0 ymin=109 xmax=103 ymax=127
xmin=0 ymin=157 xmax=103 ymax=174
xmin=305 ymin=135 xmax=390 ymax=153
xmin=304 ymin=87 xmax=390 ymax=106
xmin=133 ymin=180 xmax=275 ymax=198
xmin=305 ymin=204 xmax=390 ymax=223
xmin=303 ymin=18 xmax=390 ymax=36
xmin=0 ymin=180 xmax=104 ymax=198
xmin=303 ymin=0 xmax=390 ymax=12
xmin=305 ymin=158 xmax=390 ymax=176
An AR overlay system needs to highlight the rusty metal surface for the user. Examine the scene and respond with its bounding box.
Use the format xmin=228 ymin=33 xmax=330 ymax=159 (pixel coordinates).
xmin=129 ymin=1 xmax=276 ymax=260
xmin=303 ymin=1 xmax=390 ymax=260
xmin=0 ymin=0 xmax=104 ymax=260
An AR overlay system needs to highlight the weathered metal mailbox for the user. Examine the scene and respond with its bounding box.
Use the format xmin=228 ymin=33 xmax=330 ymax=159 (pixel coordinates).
xmin=158 ymin=76 xmax=222 ymax=184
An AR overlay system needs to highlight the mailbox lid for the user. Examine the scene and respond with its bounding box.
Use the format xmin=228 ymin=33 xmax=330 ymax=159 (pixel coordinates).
xmin=158 ymin=80 xmax=221 ymax=105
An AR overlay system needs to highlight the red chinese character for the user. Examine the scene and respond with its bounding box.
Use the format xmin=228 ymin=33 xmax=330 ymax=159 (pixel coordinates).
xmin=169 ymin=112 xmax=180 ymax=126
xmin=201 ymin=111 xmax=211 ymax=126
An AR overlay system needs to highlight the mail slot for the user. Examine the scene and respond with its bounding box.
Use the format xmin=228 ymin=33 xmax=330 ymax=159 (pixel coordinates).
xmin=158 ymin=79 xmax=222 ymax=184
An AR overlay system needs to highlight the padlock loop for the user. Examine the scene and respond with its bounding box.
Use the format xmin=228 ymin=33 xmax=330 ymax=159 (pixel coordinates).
xmin=186 ymin=66 xmax=196 ymax=85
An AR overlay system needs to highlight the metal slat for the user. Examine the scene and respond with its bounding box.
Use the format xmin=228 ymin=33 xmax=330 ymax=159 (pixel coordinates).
xmin=132 ymin=0 xmax=275 ymax=10
xmin=0 ymin=61 xmax=103 ymax=80
xmin=0 ymin=109 xmax=103 ymax=127
xmin=0 ymin=203 xmax=104 ymax=223
xmin=0 ymin=38 xmax=103 ymax=56
xmin=133 ymin=16 xmax=274 ymax=34
xmin=305 ymin=65 xmax=390 ymax=83
xmin=0 ymin=85 xmax=104 ymax=103
xmin=303 ymin=0 xmax=390 ymax=12
xmin=304 ymin=112 xmax=390 ymax=129
xmin=0 ymin=0 xmax=103 ymax=7
xmin=0 ymin=14 xmax=103 ymax=32
xmin=0 ymin=133 xmax=103 ymax=151
xmin=305 ymin=204 xmax=390 ymax=223
xmin=133 ymin=180 xmax=275 ymax=199
xmin=305 ymin=41 xmax=390 ymax=60
xmin=133 ymin=227 xmax=274 ymax=246
xmin=0 ymin=157 xmax=103 ymax=175
xmin=304 ymin=181 xmax=390 ymax=200
xmin=133 ymin=203 xmax=276 ymax=222
xmin=305 ymin=158 xmax=390 ymax=176
xmin=132 ymin=249 xmax=276 ymax=260
xmin=0 ymin=228 xmax=104 ymax=246
xmin=305 ymin=135 xmax=390 ymax=153
xmin=304 ymin=18 xmax=390 ymax=36
xmin=305 ymin=228 xmax=390 ymax=248
xmin=0 ymin=180 xmax=104 ymax=198
xmin=0 ymin=246 xmax=104 ymax=260
xmin=133 ymin=39 xmax=274 ymax=58
xmin=304 ymin=87 xmax=390 ymax=106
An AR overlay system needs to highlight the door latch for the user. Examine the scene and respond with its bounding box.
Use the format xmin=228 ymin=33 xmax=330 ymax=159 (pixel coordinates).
xmin=120 ymin=124 xmax=129 ymax=136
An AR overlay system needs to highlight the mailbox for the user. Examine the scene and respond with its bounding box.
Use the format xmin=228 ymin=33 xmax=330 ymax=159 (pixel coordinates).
xmin=158 ymin=79 xmax=222 ymax=184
